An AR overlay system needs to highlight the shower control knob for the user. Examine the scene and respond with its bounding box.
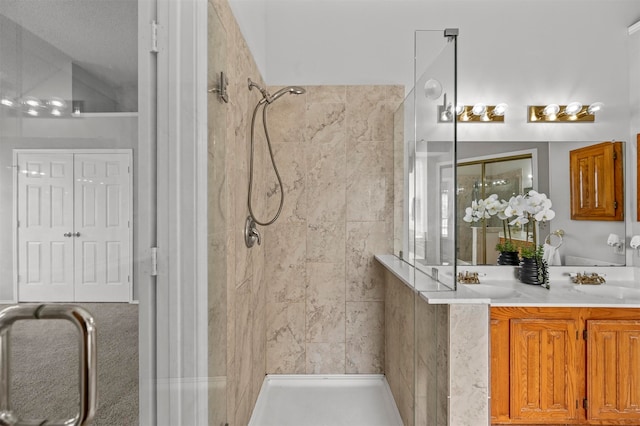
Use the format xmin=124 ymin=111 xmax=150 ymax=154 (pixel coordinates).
xmin=244 ymin=216 xmax=261 ymax=248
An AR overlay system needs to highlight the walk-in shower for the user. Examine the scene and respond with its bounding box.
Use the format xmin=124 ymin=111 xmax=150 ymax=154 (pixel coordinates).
xmin=245 ymin=78 xmax=306 ymax=248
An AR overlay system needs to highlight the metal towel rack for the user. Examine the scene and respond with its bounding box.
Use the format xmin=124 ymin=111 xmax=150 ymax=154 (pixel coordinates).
xmin=0 ymin=304 xmax=97 ymax=426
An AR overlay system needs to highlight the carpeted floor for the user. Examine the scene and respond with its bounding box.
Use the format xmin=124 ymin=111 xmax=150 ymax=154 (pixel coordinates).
xmin=0 ymin=303 xmax=139 ymax=425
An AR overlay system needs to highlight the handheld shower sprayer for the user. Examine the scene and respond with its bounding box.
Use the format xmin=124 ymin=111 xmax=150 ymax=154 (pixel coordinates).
xmin=245 ymin=77 xmax=306 ymax=247
xmin=247 ymin=78 xmax=306 ymax=104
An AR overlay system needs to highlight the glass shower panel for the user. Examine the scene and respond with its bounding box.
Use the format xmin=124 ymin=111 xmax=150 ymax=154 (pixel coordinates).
xmin=0 ymin=3 xmax=149 ymax=424
xmin=412 ymin=29 xmax=457 ymax=426
xmin=413 ymin=30 xmax=456 ymax=287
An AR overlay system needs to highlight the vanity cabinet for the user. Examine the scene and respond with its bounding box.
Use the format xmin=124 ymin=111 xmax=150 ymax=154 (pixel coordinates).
xmin=491 ymin=307 xmax=640 ymax=425
xmin=569 ymin=141 xmax=623 ymax=221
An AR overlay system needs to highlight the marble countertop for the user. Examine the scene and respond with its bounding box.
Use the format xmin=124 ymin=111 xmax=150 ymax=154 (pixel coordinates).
xmin=375 ymin=254 xmax=640 ymax=308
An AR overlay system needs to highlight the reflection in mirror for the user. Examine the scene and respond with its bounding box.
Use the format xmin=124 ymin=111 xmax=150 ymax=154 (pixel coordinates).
xmin=456 ymin=141 xmax=626 ymax=267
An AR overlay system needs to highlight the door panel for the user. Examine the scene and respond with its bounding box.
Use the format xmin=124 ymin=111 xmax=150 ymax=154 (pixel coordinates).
xmin=17 ymin=151 xmax=131 ymax=302
xmin=588 ymin=320 xmax=640 ymax=421
xmin=74 ymin=153 xmax=131 ymax=302
xmin=17 ymin=154 xmax=75 ymax=302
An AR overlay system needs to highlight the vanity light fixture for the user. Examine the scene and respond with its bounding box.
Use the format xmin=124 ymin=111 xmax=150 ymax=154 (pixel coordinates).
xmin=439 ymin=103 xmax=508 ymax=122
xmin=528 ymin=102 xmax=604 ymax=122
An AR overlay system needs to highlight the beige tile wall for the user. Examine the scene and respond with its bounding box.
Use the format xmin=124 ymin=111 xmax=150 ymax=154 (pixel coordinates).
xmin=208 ymin=0 xmax=269 ymax=424
xmin=264 ymin=85 xmax=404 ymax=374
xmin=209 ymin=1 xmax=404 ymax=423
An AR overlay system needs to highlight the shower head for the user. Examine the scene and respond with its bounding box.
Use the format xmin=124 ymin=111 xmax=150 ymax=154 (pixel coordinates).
xmin=268 ymin=86 xmax=306 ymax=103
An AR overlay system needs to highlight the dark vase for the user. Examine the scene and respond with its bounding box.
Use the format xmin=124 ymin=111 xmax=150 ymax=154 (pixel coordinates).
xmin=519 ymin=257 xmax=548 ymax=285
xmin=497 ymin=251 xmax=520 ymax=266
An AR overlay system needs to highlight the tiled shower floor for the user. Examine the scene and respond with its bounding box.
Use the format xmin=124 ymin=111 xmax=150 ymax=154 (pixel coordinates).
xmin=248 ymin=374 xmax=403 ymax=426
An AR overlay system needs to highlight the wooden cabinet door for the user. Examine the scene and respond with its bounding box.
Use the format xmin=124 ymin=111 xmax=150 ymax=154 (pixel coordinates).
xmin=510 ymin=318 xmax=579 ymax=421
xmin=587 ymin=320 xmax=640 ymax=421
xmin=491 ymin=317 xmax=510 ymax=422
xmin=569 ymin=141 xmax=623 ymax=221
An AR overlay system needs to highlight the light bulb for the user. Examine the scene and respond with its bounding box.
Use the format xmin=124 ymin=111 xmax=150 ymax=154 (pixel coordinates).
xmin=471 ymin=103 xmax=486 ymax=116
xmin=542 ymin=104 xmax=560 ymax=117
xmin=587 ymin=102 xmax=604 ymax=114
xmin=1 ymin=97 xmax=15 ymax=107
xmin=23 ymin=96 xmax=42 ymax=108
xmin=48 ymin=97 xmax=67 ymax=109
xmin=493 ymin=103 xmax=508 ymax=116
xmin=565 ymin=102 xmax=583 ymax=116
xmin=26 ymin=108 xmax=39 ymax=116
xmin=51 ymin=109 xmax=62 ymax=116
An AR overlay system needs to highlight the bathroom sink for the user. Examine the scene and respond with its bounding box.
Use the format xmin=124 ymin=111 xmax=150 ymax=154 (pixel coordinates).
xmin=462 ymin=284 xmax=523 ymax=299
xmin=569 ymin=285 xmax=640 ymax=301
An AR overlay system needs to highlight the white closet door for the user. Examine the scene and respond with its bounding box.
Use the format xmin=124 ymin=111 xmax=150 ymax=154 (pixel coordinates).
xmin=17 ymin=153 xmax=75 ymax=302
xmin=74 ymin=153 xmax=131 ymax=302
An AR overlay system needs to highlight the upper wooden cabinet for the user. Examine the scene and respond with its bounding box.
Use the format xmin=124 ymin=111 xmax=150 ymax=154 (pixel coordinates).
xmin=570 ymin=141 xmax=623 ymax=221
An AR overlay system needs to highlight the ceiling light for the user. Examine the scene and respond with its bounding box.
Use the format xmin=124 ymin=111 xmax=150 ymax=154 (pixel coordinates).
xmin=26 ymin=108 xmax=39 ymax=116
xmin=1 ymin=97 xmax=15 ymax=107
xmin=51 ymin=109 xmax=62 ymax=116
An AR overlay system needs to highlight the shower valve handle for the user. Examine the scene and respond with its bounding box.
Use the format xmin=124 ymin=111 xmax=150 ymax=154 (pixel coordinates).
xmin=244 ymin=216 xmax=261 ymax=248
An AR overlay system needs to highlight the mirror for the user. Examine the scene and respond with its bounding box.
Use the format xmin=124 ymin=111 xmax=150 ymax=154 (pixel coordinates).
xmin=456 ymin=141 xmax=626 ymax=267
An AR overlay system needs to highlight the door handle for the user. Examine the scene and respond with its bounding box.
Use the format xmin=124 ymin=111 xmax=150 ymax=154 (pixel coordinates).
xmin=0 ymin=304 xmax=97 ymax=426
xmin=63 ymin=232 xmax=81 ymax=238
xmin=73 ymin=232 xmax=81 ymax=237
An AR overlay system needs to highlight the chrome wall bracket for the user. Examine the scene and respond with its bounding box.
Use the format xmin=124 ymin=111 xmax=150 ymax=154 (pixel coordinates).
xmin=208 ymin=71 xmax=229 ymax=103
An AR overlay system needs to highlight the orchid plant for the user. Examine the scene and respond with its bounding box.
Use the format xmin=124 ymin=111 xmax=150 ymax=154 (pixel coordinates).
xmin=503 ymin=190 xmax=555 ymax=252
xmin=463 ymin=190 xmax=556 ymax=254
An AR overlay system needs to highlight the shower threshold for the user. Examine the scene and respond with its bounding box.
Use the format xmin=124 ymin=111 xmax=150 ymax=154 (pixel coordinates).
xmin=248 ymin=374 xmax=403 ymax=426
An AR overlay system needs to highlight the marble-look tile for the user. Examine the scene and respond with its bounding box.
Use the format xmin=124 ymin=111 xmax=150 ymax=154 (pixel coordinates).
xmin=449 ymin=304 xmax=489 ymax=426
xmin=305 ymin=102 xmax=346 ymax=144
xmin=265 ymin=86 xmax=307 ymax=143
xmin=265 ymin=262 xmax=306 ymax=303
xmin=251 ymin=263 xmax=266 ymax=404
xmin=306 ymin=342 xmax=346 ymax=374
xmin=235 ymin=279 xmax=252 ymax=406
xmin=234 ymin=386 xmax=252 ymax=426
xmin=305 ymin=138 xmax=346 ymax=223
xmin=306 ymin=262 xmax=345 ymax=302
xmin=306 ymin=300 xmax=345 ymax=343
xmin=346 ymin=139 xmax=392 ymax=180
xmin=266 ymin=302 xmax=306 ymax=374
xmin=306 ymin=222 xmax=345 ymax=263
xmin=346 ymin=173 xmax=392 ymax=222
xmin=268 ymin=141 xmax=306 ymax=223
xmin=346 ymin=221 xmax=392 ymax=301
xmin=345 ymin=301 xmax=384 ymax=373
xmin=265 ymin=222 xmax=306 ymax=266
xmin=346 ymin=86 xmax=398 ymax=143
xmin=306 ymin=86 xmax=346 ymax=104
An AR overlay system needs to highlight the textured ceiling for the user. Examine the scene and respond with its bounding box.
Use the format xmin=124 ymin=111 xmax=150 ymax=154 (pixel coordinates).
xmin=0 ymin=0 xmax=137 ymax=89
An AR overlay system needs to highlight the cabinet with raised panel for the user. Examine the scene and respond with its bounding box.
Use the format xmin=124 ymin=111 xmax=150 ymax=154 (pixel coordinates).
xmin=491 ymin=307 xmax=640 ymax=425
